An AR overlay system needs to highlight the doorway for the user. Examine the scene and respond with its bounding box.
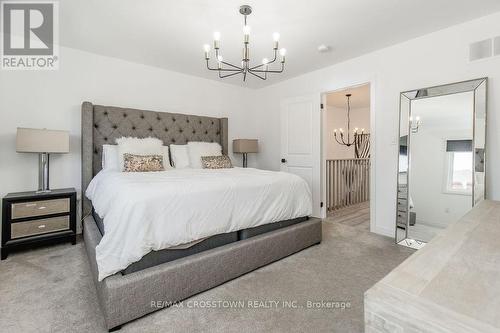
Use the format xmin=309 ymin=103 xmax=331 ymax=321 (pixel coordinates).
xmin=322 ymin=83 xmax=371 ymax=224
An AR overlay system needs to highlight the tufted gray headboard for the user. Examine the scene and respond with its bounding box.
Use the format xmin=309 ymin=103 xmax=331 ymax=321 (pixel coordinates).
xmin=81 ymin=101 xmax=228 ymax=217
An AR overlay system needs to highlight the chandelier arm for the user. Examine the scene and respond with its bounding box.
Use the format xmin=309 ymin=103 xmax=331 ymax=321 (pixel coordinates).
xmin=339 ymin=133 xmax=354 ymax=146
xmin=334 ymin=135 xmax=345 ymax=146
xmin=206 ymin=59 xmax=241 ymax=71
xmin=221 ymin=61 xmax=243 ymax=70
xmin=247 ymin=70 xmax=266 ymax=80
xmin=218 ymin=70 xmax=244 ymax=79
xmin=269 ymin=49 xmax=278 ymax=63
xmin=249 ymin=63 xmax=265 ymax=71
xmin=207 ymin=66 xmax=242 ymax=72
xmin=250 ymin=63 xmax=284 ymax=73
xmin=249 ymin=50 xmax=278 ymax=70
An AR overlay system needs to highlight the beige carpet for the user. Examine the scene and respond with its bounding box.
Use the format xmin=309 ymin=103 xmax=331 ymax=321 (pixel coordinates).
xmin=0 ymin=206 xmax=413 ymax=333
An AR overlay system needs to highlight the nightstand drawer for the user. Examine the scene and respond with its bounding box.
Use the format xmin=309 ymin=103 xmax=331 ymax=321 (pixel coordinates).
xmin=11 ymin=198 xmax=70 ymax=219
xmin=11 ymin=216 xmax=70 ymax=239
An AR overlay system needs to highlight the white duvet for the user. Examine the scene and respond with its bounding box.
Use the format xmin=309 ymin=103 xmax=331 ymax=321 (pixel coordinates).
xmin=86 ymin=168 xmax=312 ymax=280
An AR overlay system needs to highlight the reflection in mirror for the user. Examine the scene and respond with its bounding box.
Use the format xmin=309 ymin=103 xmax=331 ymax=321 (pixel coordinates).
xmin=408 ymin=92 xmax=473 ymax=243
xmin=396 ymin=78 xmax=487 ymax=248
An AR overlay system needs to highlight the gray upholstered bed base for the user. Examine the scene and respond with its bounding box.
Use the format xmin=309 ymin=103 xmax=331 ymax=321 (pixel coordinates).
xmin=84 ymin=216 xmax=322 ymax=330
xmin=93 ymin=208 xmax=310 ymax=275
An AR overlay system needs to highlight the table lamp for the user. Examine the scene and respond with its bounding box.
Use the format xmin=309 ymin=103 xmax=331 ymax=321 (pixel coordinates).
xmin=16 ymin=128 xmax=70 ymax=193
xmin=233 ymin=139 xmax=258 ymax=168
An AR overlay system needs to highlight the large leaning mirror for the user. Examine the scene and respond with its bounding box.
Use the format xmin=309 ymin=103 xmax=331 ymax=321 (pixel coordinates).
xmin=396 ymin=78 xmax=487 ymax=248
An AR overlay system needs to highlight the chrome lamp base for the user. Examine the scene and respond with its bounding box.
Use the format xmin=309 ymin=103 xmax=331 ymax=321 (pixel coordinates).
xmin=242 ymin=153 xmax=248 ymax=168
xmin=37 ymin=152 xmax=51 ymax=193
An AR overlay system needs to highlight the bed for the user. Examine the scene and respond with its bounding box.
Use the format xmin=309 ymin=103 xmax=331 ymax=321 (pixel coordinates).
xmin=81 ymin=102 xmax=322 ymax=331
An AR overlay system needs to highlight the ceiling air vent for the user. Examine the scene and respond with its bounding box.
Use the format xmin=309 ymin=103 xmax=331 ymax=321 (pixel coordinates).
xmin=469 ymin=38 xmax=492 ymax=61
xmin=494 ymin=36 xmax=500 ymax=57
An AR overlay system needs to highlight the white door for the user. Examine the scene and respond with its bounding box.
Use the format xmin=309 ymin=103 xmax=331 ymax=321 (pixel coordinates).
xmin=280 ymin=95 xmax=321 ymax=217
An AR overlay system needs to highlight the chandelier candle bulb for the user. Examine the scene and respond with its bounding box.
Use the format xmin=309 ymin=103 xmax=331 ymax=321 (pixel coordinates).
xmin=213 ymin=31 xmax=221 ymax=49
xmin=203 ymin=44 xmax=211 ymax=59
xmin=243 ymin=26 xmax=251 ymax=43
xmin=273 ymin=32 xmax=280 ymax=49
xmin=279 ymin=48 xmax=287 ymax=62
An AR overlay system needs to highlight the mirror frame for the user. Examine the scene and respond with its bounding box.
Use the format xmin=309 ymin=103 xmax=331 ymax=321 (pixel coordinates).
xmin=396 ymin=78 xmax=487 ymax=248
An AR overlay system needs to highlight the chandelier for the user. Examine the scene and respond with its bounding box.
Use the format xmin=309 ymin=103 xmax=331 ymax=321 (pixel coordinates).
xmin=333 ymin=94 xmax=365 ymax=147
xmin=203 ymin=5 xmax=286 ymax=81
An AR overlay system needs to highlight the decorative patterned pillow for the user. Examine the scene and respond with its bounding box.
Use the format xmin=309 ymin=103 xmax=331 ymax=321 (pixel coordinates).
xmin=201 ymin=155 xmax=233 ymax=169
xmin=123 ymin=153 xmax=164 ymax=172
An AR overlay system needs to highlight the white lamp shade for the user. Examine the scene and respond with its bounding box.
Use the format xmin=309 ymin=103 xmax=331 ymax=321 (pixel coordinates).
xmin=233 ymin=139 xmax=258 ymax=153
xmin=16 ymin=128 xmax=69 ymax=153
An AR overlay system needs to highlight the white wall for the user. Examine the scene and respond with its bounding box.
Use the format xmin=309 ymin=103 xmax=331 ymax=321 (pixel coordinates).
xmin=253 ymin=12 xmax=500 ymax=237
xmin=324 ymin=105 xmax=370 ymax=159
xmin=0 ymin=46 xmax=256 ymax=227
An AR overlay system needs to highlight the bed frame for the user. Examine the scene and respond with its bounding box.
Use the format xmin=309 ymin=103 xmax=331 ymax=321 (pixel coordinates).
xmin=81 ymin=102 xmax=322 ymax=331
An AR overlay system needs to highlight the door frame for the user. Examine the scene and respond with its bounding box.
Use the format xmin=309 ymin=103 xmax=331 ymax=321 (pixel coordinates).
xmin=319 ymin=78 xmax=377 ymax=234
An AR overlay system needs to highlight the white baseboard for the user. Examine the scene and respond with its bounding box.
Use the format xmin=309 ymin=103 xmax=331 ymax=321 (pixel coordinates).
xmin=371 ymin=224 xmax=394 ymax=238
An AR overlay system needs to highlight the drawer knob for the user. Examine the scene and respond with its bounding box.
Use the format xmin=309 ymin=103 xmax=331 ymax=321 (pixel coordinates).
xmin=38 ymin=224 xmax=46 ymax=229
xmin=38 ymin=206 xmax=46 ymax=210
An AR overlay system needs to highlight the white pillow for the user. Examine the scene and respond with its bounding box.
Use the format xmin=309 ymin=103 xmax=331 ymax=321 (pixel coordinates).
xmin=187 ymin=142 xmax=222 ymax=169
xmin=170 ymin=144 xmax=190 ymax=169
xmin=103 ymin=144 xmax=172 ymax=171
xmin=115 ymin=137 xmax=165 ymax=171
xmin=102 ymin=144 xmax=119 ymax=171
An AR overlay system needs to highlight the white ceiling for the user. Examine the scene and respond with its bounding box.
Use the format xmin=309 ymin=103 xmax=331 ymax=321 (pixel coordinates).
xmin=60 ymin=1 xmax=500 ymax=89
xmin=326 ymin=84 xmax=370 ymax=108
